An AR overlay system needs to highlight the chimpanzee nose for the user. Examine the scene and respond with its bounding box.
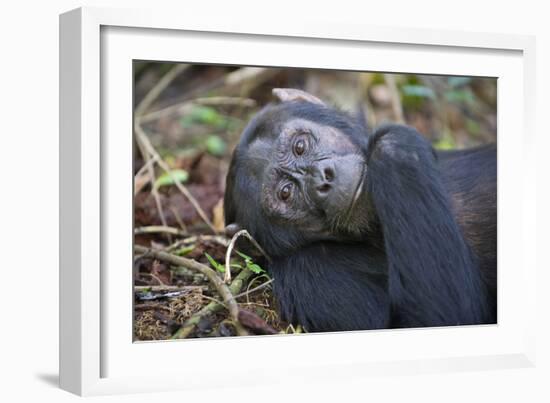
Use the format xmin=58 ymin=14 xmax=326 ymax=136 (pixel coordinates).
xmin=312 ymin=161 xmax=335 ymax=197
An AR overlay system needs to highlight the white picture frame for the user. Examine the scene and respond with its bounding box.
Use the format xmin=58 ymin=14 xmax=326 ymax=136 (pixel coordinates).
xmin=59 ymin=6 xmax=537 ymax=396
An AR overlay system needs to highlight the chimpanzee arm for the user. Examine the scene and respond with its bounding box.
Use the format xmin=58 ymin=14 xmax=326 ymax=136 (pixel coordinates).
xmin=365 ymin=125 xmax=490 ymax=327
xmin=269 ymin=242 xmax=390 ymax=332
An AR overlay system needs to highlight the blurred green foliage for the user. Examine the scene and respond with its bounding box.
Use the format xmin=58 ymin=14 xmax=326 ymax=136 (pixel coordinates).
xmin=205 ymin=135 xmax=227 ymax=157
xmin=154 ymin=169 xmax=189 ymax=188
xmin=134 ymin=62 xmax=496 ymax=158
xmin=180 ymin=105 xmax=226 ymax=129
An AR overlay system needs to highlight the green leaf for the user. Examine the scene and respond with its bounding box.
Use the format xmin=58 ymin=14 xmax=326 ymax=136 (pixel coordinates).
xmin=192 ymin=106 xmax=221 ymax=124
xmin=154 ymin=169 xmax=189 ymax=188
xmin=180 ymin=106 xmax=225 ymax=128
xmin=236 ymin=251 xmax=252 ymax=262
xmin=247 ymin=263 xmax=265 ymax=274
xmin=175 ymin=245 xmax=195 ymax=256
xmin=235 ymin=251 xmax=265 ymax=273
xmin=205 ymin=135 xmax=227 ymax=156
xmin=205 ymin=253 xmax=225 ymax=273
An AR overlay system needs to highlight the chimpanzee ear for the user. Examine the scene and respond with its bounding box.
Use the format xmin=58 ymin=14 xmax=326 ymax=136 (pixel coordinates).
xmin=272 ymin=88 xmax=325 ymax=106
xmin=224 ymin=223 xmax=242 ymax=237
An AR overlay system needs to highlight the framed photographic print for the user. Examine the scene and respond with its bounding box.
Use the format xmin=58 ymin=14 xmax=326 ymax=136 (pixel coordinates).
xmin=60 ymin=6 xmax=537 ymax=396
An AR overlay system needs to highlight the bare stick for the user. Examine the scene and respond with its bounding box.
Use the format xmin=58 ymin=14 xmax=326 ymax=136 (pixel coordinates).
xmin=134 ymin=154 xmax=159 ymax=195
xmin=134 ymin=151 xmax=159 ymax=178
xmin=168 ymin=205 xmax=187 ymax=233
xmin=134 ymin=169 xmax=152 ymax=196
xmin=134 ymin=245 xmax=243 ymax=327
xmin=241 ymin=274 xmax=272 ymax=305
xmin=224 ymin=229 xmax=271 ymax=283
xmin=134 ymin=125 xmax=217 ymax=233
xmin=149 ymin=177 xmax=169 ymax=241
xmin=165 ymin=235 xmax=230 ymax=252
xmin=135 ymin=135 xmax=171 ymax=243
xmin=234 ymin=278 xmax=274 ymax=299
xmin=139 ymin=102 xmax=194 ymax=124
xmin=134 ymin=63 xmax=216 ymax=232
xmin=194 ymin=96 xmax=256 ymax=107
xmin=140 ymin=96 xmax=256 ymax=124
xmin=171 ymin=267 xmax=254 ymax=339
xmin=138 ymin=271 xmax=166 ymax=286
xmin=140 ymin=67 xmax=276 ymax=123
xmin=135 ymin=63 xmax=189 ymax=117
xmin=134 ymin=225 xmax=189 ymax=237
xmin=135 ymin=285 xmax=206 ymax=292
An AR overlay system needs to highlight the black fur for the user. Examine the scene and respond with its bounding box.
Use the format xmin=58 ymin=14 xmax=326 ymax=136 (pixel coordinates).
xmin=225 ymin=101 xmax=496 ymax=332
xmin=273 ymin=242 xmax=390 ymax=331
xmin=365 ymin=125 xmax=491 ymax=327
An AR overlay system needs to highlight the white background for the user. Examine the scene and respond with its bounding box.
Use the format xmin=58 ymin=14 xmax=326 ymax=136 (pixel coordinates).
xmin=1 ymin=0 xmax=549 ymax=402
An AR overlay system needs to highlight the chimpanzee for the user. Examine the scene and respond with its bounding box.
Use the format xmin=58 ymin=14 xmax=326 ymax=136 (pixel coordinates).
xmin=224 ymin=88 xmax=496 ymax=332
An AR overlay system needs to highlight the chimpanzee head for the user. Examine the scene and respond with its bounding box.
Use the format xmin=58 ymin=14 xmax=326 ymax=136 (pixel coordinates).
xmin=224 ymin=88 xmax=372 ymax=257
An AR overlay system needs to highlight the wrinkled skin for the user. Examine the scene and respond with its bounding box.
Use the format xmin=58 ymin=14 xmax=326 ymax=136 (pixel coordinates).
xmin=224 ymin=88 xmax=496 ymax=332
xmin=248 ymin=116 xmax=368 ymax=238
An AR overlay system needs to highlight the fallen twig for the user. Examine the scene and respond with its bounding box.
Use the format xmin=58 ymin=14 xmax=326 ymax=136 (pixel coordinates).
xmin=134 ymin=285 xmax=206 ymax=292
xmin=195 ymin=96 xmax=256 ymax=107
xmin=140 ymin=67 xmax=277 ymax=123
xmin=134 ymin=245 xmax=247 ymax=336
xmin=234 ymin=278 xmax=274 ymax=300
xmin=134 ymin=65 xmax=191 ymax=241
xmin=165 ymin=235 xmax=230 ymax=251
xmin=171 ymin=267 xmax=254 ymax=339
xmin=138 ymin=271 xmax=167 ymax=286
xmin=134 ymin=154 xmax=159 ymax=195
xmin=134 ymin=63 xmax=216 ymax=233
xmin=141 ymin=95 xmax=256 ymax=125
xmin=168 ymin=205 xmax=187 ymax=233
xmin=134 ymin=125 xmax=217 ymax=233
xmin=135 ymin=64 xmax=189 ymax=117
xmin=134 ymin=225 xmax=189 ymax=237
xmin=135 ymin=134 xmax=171 ymax=243
xmin=224 ymin=229 xmax=271 ymax=283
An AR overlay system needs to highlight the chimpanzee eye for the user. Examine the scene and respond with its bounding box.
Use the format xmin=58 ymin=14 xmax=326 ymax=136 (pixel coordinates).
xmin=279 ymin=183 xmax=293 ymax=201
xmin=294 ymin=139 xmax=306 ymax=156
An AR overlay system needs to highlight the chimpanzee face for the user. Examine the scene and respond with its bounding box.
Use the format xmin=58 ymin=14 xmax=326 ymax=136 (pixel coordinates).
xmin=248 ymin=117 xmax=366 ymax=236
xmin=225 ymin=93 xmax=372 ymax=252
